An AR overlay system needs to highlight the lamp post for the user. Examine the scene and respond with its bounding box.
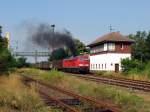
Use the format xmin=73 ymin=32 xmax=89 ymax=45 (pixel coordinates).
xmin=51 ymin=24 xmax=55 ymax=33
xmin=50 ymin=24 xmax=55 ymax=51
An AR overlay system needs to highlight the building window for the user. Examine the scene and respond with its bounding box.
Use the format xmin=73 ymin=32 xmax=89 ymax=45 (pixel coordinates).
xmin=93 ymin=49 xmax=95 ymax=53
xmin=99 ymin=64 xmax=100 ymax=69
xmin=90 ymin=44 xmax=105 ymax=54
xmin=96 ymin=64 xmax=97 ymax=69
xmin=93 ymin=64 xmax=95 ymax=69
xmin=105 ymin=63 xmax=106 ymax=69
xmin=102 ymin=64 xmax=103 ymax=69
xmin=91 ymin=64 xmax=92 ymax=69
xmin=111 ymin=63 xmax=113 ymax=66
xmin=108 ymin=43 xmax=115 ymax=51
xmin=120 ymin=43 xmax=123 ymax=49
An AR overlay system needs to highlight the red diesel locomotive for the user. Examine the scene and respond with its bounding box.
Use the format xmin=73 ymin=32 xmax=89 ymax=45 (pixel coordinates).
xmin=35 ymin=55 xmax=90 ymax=73
xmin=51 ymin=55 xmax=90 ymax=73
xmin=63 ymin=55 xmax=89 ymax=73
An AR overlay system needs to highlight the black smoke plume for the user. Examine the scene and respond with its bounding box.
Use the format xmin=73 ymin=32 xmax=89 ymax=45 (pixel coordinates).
xmin=28 ymin=23 xmax=77 ymax=56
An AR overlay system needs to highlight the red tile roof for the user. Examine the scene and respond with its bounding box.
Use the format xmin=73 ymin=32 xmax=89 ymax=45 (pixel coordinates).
xmin=88 ymin=32 xmax=134 ymax=47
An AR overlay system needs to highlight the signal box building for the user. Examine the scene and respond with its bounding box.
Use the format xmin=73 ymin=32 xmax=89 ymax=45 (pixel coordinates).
xmin=88 ymin=32 xmax=134 ymax=72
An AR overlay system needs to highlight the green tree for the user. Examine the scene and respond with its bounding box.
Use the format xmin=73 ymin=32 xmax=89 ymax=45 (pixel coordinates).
xmin=0 ymin=48 xmax=16 ymax=72
xmin=129 ymin=31 xmax=148 ymax=62
xmin=0 ymin=38 xmax=8 ymax=48
xmin=121 ymin=58 xmax=145 ymax=74
xmin=49 ymin=39 xmax=89 ymax=61
xmin=0 ymin=26 xmax=8 ymax=48
xmin=74 ymin=39 xmax=89 ymax=55
xmin=16 ymin=57 xmax=30 ymax=68
xmin=145 ymin=32 xmax=150 ymax=60
xmin=49 ymin=48 xmax=69 ymax=60
xmin=0 ymin=26 xmax=17 ymax=73
xmin=0 ymin=26 xmax=2 ymax=37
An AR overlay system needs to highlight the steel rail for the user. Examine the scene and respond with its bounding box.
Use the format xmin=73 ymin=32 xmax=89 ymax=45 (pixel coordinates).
xmin=23 ymin=76 xmax=80 ymax=112
xmin=68 ymin=73 xmax=150 ymax=92
xmin=98 ymin=75 xmax=150 ymax=85
xmin=39 ymin=90 xmax=80 ymax=112
xmin=22 ymin=75 xmax=121 ymax=112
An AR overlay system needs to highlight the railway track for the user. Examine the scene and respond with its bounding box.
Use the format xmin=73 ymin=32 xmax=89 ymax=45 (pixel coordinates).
xmin=22 ymin=75 xmax=121 ymax=112
xmin=67 ymin=73 xmax=150 ymax=92
xmin=39 ymin=90 xmax=79 ymax=112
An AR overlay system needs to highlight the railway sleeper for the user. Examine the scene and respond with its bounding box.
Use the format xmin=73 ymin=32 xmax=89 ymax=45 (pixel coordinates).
xmin=42 ymin=98 xmax=82 ymax=106
xmin=41 ymin=95 xmax=112 ymax=112
xmin=80 ymin=76 xmax=150 ymax=92
xmin=83 ymin=107 xmax=113 ymax=112
xmin=22 ymin=75 xmax=121 ymax=112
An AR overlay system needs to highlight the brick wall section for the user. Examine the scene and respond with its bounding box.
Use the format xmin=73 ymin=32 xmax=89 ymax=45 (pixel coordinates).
xmin=115 ymin=42 xmax=131 ymax=53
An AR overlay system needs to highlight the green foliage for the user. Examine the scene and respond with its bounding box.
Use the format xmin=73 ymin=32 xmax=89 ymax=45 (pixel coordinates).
xmin=121 ymin=58 xmax=150 ymax=79
xmin=0 ymin=49 xmax=30 ymax=73
xmin=0 ymin=26 xmax=16 ymax=73
xmin=20 ymin=68 xmax=64 ymax=85
xmin=129 ymin=31 xmax=150 ymax=62
xmin=49 ymin=38 xmax=89 ymax=61
xmin=0 ymin=26 xmax=2 ymax=35
xmin=50 ymin=48 xmax=69 ymax=60
xmin=0 ymin=26 xmax=8 ymax=48
xmin=40 ymin=69 xmax=64 ymax=84
xmin=16 ymin=57 xmax=31 ymax=68
xmin=20 ymin=68 xmax=150 ymax=112
xmin=142 ymin=61 xmax=150 ymax=78
xmin=0 ymin=38 xmax=8 ymax=48
xmin=74 ymin=39 xmax=89 ymax=55
xmin=121 ymin=58 xmax=145 ymax=74
xmin=0 ymin=25 xmax=29 ymax=73
xmin=0 ymin=48 xmax=16 ymax=72
xmin=124 ymin=31 xmax=150 ymax=78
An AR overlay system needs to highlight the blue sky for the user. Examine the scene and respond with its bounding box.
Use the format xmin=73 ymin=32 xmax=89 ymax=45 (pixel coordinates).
xmin=0 ymin=0 xmax=150 ymax=51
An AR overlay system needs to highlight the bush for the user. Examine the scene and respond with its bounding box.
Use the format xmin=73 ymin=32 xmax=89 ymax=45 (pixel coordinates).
xmin=0 ymin=48 xmax=31 ymax=74
xmin=121 ymin=58 xmax=145 ymax=74
xmin=142 ymin=61 xmax=150 ymax=78
xmin=0 ymin=48 xmax=16 ymax=73
xmin=16 ymin=57 xmax=31 ymax=68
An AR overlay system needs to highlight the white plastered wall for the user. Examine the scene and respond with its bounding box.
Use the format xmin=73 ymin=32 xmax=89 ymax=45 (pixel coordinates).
xmin=90 ymin=53 xmax=131 ymax=71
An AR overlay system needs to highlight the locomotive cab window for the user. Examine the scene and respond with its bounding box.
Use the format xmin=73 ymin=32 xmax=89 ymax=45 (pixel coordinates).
xmin=79 ymin=58 xmax=89 ymax=61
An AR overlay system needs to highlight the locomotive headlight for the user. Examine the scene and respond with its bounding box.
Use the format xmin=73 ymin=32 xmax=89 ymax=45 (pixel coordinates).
xmin=79 ymin=64 xmax=83 ymax=66
xmin=79 ymin=64 xmax=89 ymax=66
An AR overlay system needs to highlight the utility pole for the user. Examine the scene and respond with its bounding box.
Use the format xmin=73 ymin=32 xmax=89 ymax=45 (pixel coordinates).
xmin=35 ymin=50 xmax=38 ymax=63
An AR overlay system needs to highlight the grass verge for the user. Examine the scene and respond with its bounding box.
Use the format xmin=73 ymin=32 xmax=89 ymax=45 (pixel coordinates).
xmin=18 ymin=68 xmax=150 ymax=112
xmin=0 ymin=73 xmax=52 ymax=112
xmin=91 ymin=70 xmax=150 ymax=81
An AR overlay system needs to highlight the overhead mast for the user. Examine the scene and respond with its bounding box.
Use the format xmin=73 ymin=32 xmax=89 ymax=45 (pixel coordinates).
xmin=109 ymin=24 xmax=113 ymax=32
